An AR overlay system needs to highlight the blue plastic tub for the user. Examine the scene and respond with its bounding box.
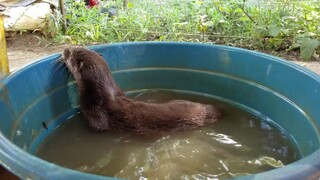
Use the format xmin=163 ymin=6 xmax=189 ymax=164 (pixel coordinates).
xmin=0 ymin=42 xmax=319 ymax=179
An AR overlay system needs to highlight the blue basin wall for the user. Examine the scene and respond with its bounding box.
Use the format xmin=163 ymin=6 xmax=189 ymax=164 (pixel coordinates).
xmin=0 ymin=42 xmax=319 ymax=179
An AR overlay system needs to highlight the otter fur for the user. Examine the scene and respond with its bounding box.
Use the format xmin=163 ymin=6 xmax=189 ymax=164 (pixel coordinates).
xmin=60 ymin=47 xmax=222 ymax=135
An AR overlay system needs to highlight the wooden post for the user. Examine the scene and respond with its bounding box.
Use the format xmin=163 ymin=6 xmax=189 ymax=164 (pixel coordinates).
xmin=123 ymin=0 xmax=128 ymax=9
xmin=59 ymin=0 xmax=67 ymax=34
xmin=0 ymin=16 xmax=9 ymax=78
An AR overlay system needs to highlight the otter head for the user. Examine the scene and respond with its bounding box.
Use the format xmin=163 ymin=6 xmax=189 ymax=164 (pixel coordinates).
xmin=59 ymin=47 xmax=123 ymax=99
xmin=60 ymin=47 xmax=109 ymax=80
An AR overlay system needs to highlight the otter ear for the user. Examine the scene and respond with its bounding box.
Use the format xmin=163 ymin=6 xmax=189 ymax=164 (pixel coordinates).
xmin=98 ymin=53 xmax=103 ymax=57
xmin=79 ymin=61 xmax=84 ymax=70
xmin=73 ymin=61 xmax=84 ymax=73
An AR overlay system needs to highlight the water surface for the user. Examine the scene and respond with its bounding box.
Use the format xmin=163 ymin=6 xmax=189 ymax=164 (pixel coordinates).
xmin=36 ymin=90 xmax=300 ymax=179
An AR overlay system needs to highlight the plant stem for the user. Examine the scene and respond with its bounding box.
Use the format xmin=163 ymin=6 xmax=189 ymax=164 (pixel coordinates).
xmin=240 ymin=0 xmax=256 ymax=24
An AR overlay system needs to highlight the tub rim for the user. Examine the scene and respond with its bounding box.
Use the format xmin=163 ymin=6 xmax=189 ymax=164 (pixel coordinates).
xmin=0 ymin=42 xmax=319 ymax=179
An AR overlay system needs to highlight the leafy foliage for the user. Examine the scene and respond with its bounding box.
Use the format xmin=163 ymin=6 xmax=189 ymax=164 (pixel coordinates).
xmin=298 ymin=38 xmax=319 ymax=61
xmin=56 ymin=0 xmax=320 ymax=61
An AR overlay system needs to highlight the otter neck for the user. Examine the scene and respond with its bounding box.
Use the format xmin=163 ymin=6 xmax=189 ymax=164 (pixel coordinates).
xmin=77 ymin=68 xmax=119 ymax=105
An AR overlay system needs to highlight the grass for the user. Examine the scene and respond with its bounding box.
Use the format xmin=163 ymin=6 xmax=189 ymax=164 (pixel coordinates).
xmin=52 ymin=0 xmax=320 ymax=61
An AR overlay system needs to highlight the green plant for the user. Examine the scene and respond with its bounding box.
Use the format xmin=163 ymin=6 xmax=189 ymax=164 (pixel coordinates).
xmin=55 ymin=0 xmax=319 ymax=61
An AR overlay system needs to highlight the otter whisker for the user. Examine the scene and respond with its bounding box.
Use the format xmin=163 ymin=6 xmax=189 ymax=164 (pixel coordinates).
xmin=50 ymin=55 xmax=63 ymax=65
xmin=61 ymin=65 xmax=70 ymax=73
xmin=51 ymin=60 xmax=67 ymax=76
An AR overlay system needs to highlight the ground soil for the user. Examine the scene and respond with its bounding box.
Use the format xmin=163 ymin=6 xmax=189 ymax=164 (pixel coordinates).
xmin=5 ymin=33 xmax=320 ymax=75
xmin=6 ymin=33 xmax=72 ymax=71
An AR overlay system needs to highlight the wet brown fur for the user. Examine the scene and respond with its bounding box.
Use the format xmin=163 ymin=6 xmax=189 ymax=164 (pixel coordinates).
xmin=60 ymin=47 xmax=222 ymax=135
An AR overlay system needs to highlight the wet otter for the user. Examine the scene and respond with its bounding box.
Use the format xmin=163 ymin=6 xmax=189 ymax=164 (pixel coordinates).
xmin=60 ymin=47 xmax=222 ymax=134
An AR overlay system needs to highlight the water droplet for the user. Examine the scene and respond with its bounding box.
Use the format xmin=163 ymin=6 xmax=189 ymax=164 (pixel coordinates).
xmin=16 ymin=130 xmax=22 ymax=136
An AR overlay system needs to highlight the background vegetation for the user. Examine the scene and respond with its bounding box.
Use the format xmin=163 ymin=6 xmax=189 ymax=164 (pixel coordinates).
xmin=54 ymin=0 xmax=320 ymax=61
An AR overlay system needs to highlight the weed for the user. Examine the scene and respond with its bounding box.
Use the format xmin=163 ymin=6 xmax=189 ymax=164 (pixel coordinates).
xmin=54 ymin=0 xmax=319 ymax=61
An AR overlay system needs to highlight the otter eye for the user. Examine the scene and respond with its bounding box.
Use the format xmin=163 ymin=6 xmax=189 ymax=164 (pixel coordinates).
xmin=98 ymin=53 xmax=103 ymax=57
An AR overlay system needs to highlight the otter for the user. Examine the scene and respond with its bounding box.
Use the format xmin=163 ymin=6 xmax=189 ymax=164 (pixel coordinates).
xmin=59 ymin=47 xmax=222 ymax=135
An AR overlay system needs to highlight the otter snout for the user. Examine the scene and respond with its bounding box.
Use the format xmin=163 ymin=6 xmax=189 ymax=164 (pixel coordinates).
xmin=56 ymin=48 xmax=71 ymax=63
xmin=62 ymin=48 xmax=71 ymax=60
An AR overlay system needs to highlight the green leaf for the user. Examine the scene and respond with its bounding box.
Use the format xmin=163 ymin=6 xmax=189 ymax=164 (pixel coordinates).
xmin=203 ymin=21 xmax=213 ymax=27
xmin=234 ymin=8 xmax=242 ymax=13
xmin=269 ymin=26 xmax=281 ymax=37
xmin=299 ymin=3 xmax=315 ymax=11
xmin=128 ymin=2 xmax=134 ymax=9
xmin=218 ymin=19 xmax=227 ymax=23
xmin=254 ymin=27 xmax=268 ymax=37
xmin=279 ymin=10 xmax=289 ymax=18
xmin=239 ymin=17 xmax=249 ymax=22
xmin=282 ymin=16 xmax=297 ymax=21
xmin=298 ymin=38 xmax=320 ymax=61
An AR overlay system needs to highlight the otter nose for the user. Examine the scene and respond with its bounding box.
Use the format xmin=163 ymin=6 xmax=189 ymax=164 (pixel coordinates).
xmin=63 ymin=48 xmax=71 ymax=59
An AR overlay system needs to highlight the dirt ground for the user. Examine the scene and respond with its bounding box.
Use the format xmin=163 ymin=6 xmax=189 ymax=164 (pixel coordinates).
xmin=5 ymin=34 xmax=320 ymax=75
xmin=6 ymin=34 xmax=71 ymax=71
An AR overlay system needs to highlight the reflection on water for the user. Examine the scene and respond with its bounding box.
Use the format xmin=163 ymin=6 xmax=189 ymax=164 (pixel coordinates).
xmin=36 ymin=90 xmax=300 ymax=179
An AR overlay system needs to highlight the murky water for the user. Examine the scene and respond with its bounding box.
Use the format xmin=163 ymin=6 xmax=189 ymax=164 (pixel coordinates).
xmin=36 ymin=90 xmax=300 ymax=179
